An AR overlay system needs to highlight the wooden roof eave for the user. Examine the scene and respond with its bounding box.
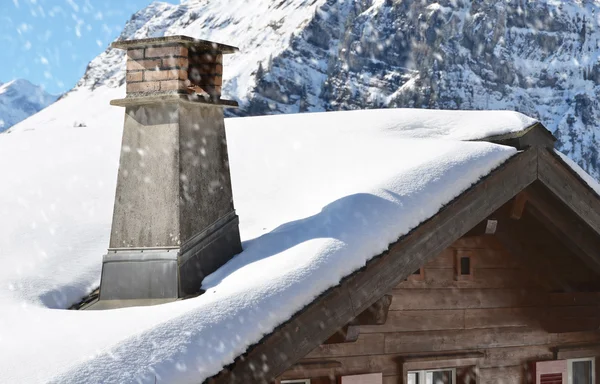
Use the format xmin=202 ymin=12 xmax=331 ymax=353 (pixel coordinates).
xmin=537 ymin=147 xmax=600 ymax=235
xmin=477 ymin=121 xmax=557 ymax=150
xmin=207 ymin=149 xmax=539 ymax=384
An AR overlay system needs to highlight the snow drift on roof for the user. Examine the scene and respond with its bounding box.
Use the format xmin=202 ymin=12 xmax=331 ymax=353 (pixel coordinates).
xmin=0 ymin=86 xmax=534 ymax=383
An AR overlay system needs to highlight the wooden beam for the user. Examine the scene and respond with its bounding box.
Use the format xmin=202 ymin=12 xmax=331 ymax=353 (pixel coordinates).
xmin=483 ymin=122 xmax=556 ymax=150
xmin=324 ymin=294 xmax=392 ymax=344
xmin=350 ymin=295 xmax=392 ymax=326
xmin=209 ymin=149 xmax=538 ymax=384
xmin=553 ymin=343 xmax=600 ymax=359
xmin=510 ymin=192 xmax=528 ymax=220
xmin=323 ymin=325 xmax=359 ymax=344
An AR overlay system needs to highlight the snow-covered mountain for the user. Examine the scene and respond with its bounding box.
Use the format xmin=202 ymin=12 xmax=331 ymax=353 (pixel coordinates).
xmin=32 ymin=0 xmax=600 ymax=179
xmin=0 ymin=79 xmax=57 ymax=132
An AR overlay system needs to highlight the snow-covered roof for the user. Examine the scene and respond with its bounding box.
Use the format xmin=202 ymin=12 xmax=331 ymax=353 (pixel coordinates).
xmin=0 ymin=86 xmax=543 ymax=383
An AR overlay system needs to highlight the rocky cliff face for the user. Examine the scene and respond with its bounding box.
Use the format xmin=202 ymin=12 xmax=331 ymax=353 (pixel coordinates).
xmin=0 ymin=79 xmax=57 ymax=132
xmin=75 ymin=0 xmax=600 ymax=179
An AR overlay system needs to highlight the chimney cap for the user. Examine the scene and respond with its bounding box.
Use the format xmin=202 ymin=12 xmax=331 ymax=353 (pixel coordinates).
xmin=111 ymin=35 xmax=239 ymax=54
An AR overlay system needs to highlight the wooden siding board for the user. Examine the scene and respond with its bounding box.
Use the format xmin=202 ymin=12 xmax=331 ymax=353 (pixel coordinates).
xmin=307 ymin=333 xmax=385 ymax=359
xmin=478 ymin=365 xmax=523 ymax=384
xmin=396 ymin=268 xmax=539 ymax=289
xmin=279 ymin=355 xmax=401 ymax=379
xmin=464 ymin=308 xmax=539 ymax=329
xmin=481 ymin=345 xmax=554 ymax=368
xmin=384 ymin=327 xmax=552 ymax=354
xmin=360 ymin=310 xmax=465 ymax=333
xmin=389 ymin=288 xmax=540 ymax=311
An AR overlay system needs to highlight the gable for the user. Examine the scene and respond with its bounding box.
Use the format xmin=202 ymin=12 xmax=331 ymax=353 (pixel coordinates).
xmin=210 ymin=143 xmax=600 ymax=384
xmin=279 ymin=231 xmax=600 ymax=384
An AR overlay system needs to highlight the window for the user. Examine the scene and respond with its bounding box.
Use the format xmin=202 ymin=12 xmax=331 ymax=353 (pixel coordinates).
xmin=407 ymin=267 xmax=425 ymax=281
xmin=454 ymin=251 xmax=473 ymax=281
xmin=568 ymin=358 xmax=595 ymax=384
xmin=408 ymin=368 xmax=456 ymax=384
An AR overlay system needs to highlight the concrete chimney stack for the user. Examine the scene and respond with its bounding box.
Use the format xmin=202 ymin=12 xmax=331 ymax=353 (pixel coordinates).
xmin=95 ymin=36 xmax=242 ymax=307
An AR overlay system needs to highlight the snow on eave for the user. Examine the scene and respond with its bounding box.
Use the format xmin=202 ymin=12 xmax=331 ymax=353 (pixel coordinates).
xmin=475 ymin=121 xmax=555 ymax=143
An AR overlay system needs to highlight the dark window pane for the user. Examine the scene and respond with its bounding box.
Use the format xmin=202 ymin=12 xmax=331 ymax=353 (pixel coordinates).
xmin=430 ymin=370 xmax=453 ymax=384
xmin=573 ymin=360 xmax=593 ymax=384
xmin=460 ymin=257 xmax=471 ymax=275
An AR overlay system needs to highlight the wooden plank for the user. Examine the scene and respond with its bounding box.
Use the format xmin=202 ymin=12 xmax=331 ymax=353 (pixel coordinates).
xmin=423 ymin=248 xmax=523 ymax=270
xmin=554 ymin=343 xmax=600 ymax=359
xmin=540 ymin=306 xmax=600 ymax=333
xmin=211 ymin=150 xmax=538 ymax=384
xmin=307 ymin=333 xmax=385 ymax=359
xmin=280 ymin=355 xmax=401 ymax=379
xmin=464 ymin=308 xmax=538 ymax=329
xmin=470 ymin=249 xmax=523 ymax=269
xmin=389 ymin=288 xmax=541 ymax=311
xmin=403 ymin=357 xmax=480 ymax=371
xmin=555 ymin=330 xmax=600 ymax=344
xmin=396 ymin=268 xmax=539 ymax=289
xmin=478 ymin=365 xmax=523 ymax=384
xmin=481 ymin=345 xmax=553 ymax=368
xmin=360 ymin=309 xmax=464 ymax=334
xmin=549 ymin=292 xmax=600 ymax=307
xmin=451 ymin=235 xmax=504 ymax=250
xmin=384 ymin=327 xmax=551 ymax=354
xmin=538 ymin=148 xmax=600 ymax=236
xmin=422 ymin=249 xmax=453 ymax=268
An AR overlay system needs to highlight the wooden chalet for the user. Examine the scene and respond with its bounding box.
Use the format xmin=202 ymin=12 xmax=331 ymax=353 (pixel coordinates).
xmin=205 ymin=124 xmax=600 ymax=384
xmin=97 ymin=36 xmax=600 ymax=384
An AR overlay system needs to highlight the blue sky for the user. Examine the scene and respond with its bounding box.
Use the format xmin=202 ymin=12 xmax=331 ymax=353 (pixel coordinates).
xmin=0 ymin=0 xmax=178 ymax=95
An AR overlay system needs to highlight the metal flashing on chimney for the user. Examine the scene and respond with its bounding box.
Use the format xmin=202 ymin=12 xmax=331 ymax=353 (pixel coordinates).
xmin=87 ymin=35 xmax=242 ymax=310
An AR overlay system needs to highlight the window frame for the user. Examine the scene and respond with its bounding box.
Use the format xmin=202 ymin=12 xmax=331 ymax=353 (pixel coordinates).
xmin=454 ymin=250 xmax=474 ymax=281
xmin=408 ymin=267 xmax=425 ymax=281
xmin=567 ymin=357 xmax=595 ymax=384
xmin=408 ymin=367 xmax=457 ymax=384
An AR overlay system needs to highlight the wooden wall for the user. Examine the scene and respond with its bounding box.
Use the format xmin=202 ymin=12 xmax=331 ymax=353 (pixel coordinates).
xmin=277 ymin=235 xmax=600 ymax=384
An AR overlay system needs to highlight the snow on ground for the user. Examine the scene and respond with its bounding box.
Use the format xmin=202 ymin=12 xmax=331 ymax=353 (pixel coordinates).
xmin=555 ymin=150 xmax=600 ymax=197
xmin=0 ymin=85 xmax=532 ymax=383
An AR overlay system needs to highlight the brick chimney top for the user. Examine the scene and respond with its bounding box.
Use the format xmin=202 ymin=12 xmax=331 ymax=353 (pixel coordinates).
xmin=111 ymin=35 xmax=238 ymax=107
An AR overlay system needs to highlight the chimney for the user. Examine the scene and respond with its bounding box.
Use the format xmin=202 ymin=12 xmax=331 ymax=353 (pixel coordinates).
xmin=97 ymin=36 xmax=242 ymax=305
